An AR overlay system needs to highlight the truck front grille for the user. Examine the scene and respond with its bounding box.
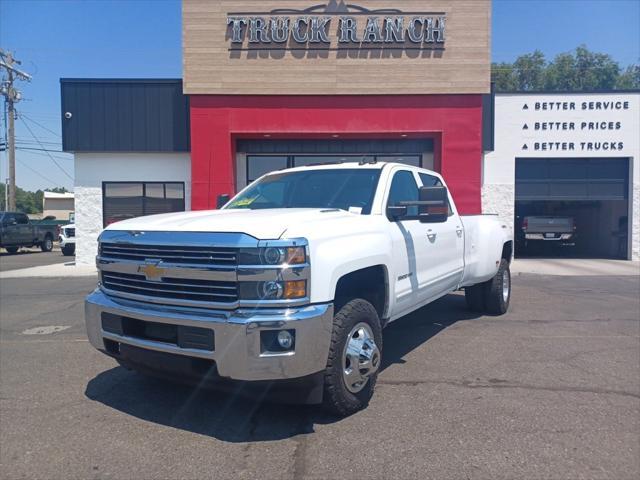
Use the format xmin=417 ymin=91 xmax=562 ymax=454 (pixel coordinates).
xmin=101 ymin=271 xmax=238 ymax=305
xmin=64 ymin=228 xmax=75 ymax=237
xmin=99 ymin=243 xmax=237 ymax=266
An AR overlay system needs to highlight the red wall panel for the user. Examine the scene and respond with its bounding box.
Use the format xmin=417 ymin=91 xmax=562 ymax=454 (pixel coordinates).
xmin=189 ymin=95 xmax=482 ymax=214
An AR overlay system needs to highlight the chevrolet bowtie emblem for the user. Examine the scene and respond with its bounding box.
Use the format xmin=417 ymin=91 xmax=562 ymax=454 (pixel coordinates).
xmin=138 ymin=262 xmax=165 ymax=281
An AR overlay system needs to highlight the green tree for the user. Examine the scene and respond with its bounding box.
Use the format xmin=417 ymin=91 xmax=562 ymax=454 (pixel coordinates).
xmin=0 ymin=185 xmax=67 ymax=213
xmin=513 ymin=50 xmax=546 ymax=90
xmin=493 ymin=45 xmax=637 ymax=92
xmin=544 ymin=52 xmax=577 ymax=90
xmin=491 ymin=62 xmax=518 ymax=91
xmin=616 ymin=65 xmax=640 ymax=89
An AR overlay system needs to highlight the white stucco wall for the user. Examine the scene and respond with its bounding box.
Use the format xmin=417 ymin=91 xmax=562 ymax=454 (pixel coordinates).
xmin=483 ymin=92 xmax=640 ymax=260
xmin=74 ymin=153 xmax=191 ymax=265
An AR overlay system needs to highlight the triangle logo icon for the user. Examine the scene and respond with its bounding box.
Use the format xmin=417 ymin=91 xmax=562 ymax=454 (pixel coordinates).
xmin=523 ymin=104 xmax=529 ymax=110
xmin=523 ymin=123 xmax=529 ymax=130
xmin=522 ymin=144 xmax=528 ymax=150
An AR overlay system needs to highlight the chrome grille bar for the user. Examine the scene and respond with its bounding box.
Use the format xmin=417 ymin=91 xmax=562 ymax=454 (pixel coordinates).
xmin=100 ymin=243 xmax=237 ymax=266
xmin=101 ymin=271 xmax=238 ymax=304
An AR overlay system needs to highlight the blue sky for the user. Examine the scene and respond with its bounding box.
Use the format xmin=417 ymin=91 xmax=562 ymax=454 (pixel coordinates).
xmin=1 ymin=0 xmax=639 ymax=192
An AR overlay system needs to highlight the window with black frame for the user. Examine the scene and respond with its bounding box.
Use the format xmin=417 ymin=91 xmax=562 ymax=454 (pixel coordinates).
xmin=102 ymin=182 xmax=185 ymax=226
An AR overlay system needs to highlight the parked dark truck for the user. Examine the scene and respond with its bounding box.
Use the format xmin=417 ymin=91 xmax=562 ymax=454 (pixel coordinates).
xmin=0 ymin=212 xmax=58 ymax=253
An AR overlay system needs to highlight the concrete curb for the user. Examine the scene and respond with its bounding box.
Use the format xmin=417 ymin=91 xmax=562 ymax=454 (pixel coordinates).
xmin=512 ymin=259 xmax=640 ymax=276
xmin=0 ymin=262 xmax=97 ymax=279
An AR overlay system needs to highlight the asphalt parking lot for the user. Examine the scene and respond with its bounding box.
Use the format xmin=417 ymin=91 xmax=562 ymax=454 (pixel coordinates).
xmin=0 ymin=271 xmax=638 ymax=479
xmin=0 ymin=247 xmax=68 ymax=272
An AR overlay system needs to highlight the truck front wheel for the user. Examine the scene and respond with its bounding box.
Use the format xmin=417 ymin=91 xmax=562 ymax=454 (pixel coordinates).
xmin=40 ymin=235 xmax=53 ymax=252
xmin=323 ymin=298 xmax=382 ymax=416
xmin=62 ymin=244 xmax=75 ymax=256
xmin=5 ymin=246 xmax=19 ymax=254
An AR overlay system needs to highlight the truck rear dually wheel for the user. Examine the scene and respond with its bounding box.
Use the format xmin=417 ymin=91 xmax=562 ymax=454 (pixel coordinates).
xmin=485 ymin=259 xmax=511 ymax=315
xmin=465 ymin=284 xmax=485 ymax=312
xmin=5 ymin=246 xmax=19 ymax=254
xmin=323 ymin=298 xmax=382 ymax=416
xmin=62 ymin=244 xmax=75 ymax=256
xmin=465 ymin=259 xmax=511 ymax=315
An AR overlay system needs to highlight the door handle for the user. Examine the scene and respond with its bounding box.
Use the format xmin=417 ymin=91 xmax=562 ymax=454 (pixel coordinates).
xmin=427 ymin=230 xmax=437 ymax=241
xmin=456 ymin=227 xmax=463 ymax=237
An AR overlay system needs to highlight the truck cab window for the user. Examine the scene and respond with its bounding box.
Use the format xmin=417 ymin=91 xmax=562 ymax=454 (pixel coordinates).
xmin=418 ymin=172 xmax=454 ymax=217
xmin=16 ymin=214 xmax=29 ymax=224
xmin=387 ymin=170 xmax=419 ymax=219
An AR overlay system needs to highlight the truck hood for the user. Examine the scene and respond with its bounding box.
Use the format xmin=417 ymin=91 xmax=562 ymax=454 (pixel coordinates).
xmin=104 ymin=208 xmax=357 ymax=240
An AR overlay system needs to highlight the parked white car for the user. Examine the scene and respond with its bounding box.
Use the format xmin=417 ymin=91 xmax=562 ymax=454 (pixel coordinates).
xmin=86 ymin=162 xmax=513 ymax=415
xmin=58 ymin=223 xmax=76 ymax=256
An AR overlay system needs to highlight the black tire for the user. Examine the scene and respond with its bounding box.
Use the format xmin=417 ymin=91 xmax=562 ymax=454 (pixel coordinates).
xmin=484 ymin=259 xmax=511 ymax=315
xmin=323 ymin=298 xmax=382 ymax=416
xmin=5 ymin=246 xmax=19 ymax=254
xmin=465 ymin=284 xmax=485 ymax=312
xmin=62 ymin=244 xmax=75 ymax=256
xmin=40 ymin=235 xmax=53 ymax=252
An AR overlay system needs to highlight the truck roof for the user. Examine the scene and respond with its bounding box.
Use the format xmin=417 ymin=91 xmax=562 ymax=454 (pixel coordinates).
xmin=274 ymin=161 xmax=441 ymax=177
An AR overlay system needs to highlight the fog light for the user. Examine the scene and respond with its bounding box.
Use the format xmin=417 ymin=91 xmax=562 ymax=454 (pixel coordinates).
xmin=261 ymin=281 xmax=283 ymax=299
xmin=277 ymin=330 xmax=294 ymax=349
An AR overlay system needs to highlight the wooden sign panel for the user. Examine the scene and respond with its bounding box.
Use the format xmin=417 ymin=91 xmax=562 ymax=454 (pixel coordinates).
xmin=183 ymin=0 xmax=491 ymax=94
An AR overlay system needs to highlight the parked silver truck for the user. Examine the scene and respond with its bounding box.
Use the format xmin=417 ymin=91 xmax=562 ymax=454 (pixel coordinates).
xmin=521 ymin=216 xmax=576 ymax=247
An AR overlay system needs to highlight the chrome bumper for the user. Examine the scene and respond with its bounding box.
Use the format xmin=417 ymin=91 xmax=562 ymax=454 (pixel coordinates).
xmin=525 ymin=233 xmax=573 ymax=241
xmin=85 ymin=289 xmax=333 ymax=381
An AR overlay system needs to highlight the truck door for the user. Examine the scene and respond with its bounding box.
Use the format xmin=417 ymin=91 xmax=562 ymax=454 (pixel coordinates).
xmin=15 ymin=213 xmax=33 ymax=244
xmin=385 ymin=169 xmax=433 ymax=315
xmin=418 ymin=173 xmax=464 ymax=295
xmin=1 ymin=213 xmax=18 ymax=245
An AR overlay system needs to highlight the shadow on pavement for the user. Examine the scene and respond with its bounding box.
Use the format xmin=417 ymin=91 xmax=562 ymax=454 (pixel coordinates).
xmin=85 ymin=292 xmax=481 ymax=442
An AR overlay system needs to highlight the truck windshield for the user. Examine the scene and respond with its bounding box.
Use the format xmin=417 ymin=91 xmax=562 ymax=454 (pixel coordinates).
xmin=225 ymin=169 xmax=381 ymax=214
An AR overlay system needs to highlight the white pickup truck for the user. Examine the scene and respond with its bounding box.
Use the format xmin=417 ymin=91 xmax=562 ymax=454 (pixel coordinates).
xmin=86 ymin=162 xmax=513 ymax=415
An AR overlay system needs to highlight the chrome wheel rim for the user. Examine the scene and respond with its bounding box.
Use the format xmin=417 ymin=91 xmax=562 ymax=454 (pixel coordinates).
xmin=502 ymin=268 xmax=510 ymax=303
xmin=342 ymin=322 xmax=380 ymax=394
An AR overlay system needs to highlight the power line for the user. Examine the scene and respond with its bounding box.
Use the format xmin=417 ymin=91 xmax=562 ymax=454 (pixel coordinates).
xmin=18 ymin=113 xmax=73 ymax=181
xmin=15 ymin=139 xmax=62 ymax=146
xmin=15 ymin=146 xmax=69 ymax=153
xmin=20 ymin=112 xmax=62 ymax=138
xmin=16 ymin=157 xmax=58 ymax=184
xmin=16 ymin=148 xmax=73 ymax=161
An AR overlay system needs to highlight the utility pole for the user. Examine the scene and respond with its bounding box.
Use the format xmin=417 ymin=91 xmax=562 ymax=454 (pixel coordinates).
xmin=0 ymin=49 xmax=31 ymax=211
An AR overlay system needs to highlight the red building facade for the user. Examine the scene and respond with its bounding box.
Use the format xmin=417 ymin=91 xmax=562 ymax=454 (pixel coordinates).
xmin=189 ymin=94 xmax=483 ymax=213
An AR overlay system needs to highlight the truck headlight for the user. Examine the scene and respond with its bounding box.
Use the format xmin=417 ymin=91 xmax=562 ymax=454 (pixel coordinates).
xmin=238 ymin=246 xmax=306 ymax=266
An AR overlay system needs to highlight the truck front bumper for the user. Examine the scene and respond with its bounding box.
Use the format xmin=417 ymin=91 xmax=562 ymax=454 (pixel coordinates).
xmin=85 ymin=289 xmax=333 ymax=382
xmin=58 ymin=235 xmax=75 ymax=248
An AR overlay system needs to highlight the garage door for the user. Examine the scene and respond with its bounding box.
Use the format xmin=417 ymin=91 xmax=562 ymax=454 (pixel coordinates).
xmin=516 ymin=158 xmax=629 ymax=201
xmin=515 ymin=157 xmax=630 ymax=259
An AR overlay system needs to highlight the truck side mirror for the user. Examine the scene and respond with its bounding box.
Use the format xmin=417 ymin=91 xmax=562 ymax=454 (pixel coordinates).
xmin=216 ymin=194 xmax=231 ymax=209
xmin=418 ymin=186 xmax=449 ymax=223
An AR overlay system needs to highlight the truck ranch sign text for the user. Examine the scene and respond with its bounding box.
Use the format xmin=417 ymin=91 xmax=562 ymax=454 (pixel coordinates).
xmin=226 ymin=15 xmax=446 ymax=46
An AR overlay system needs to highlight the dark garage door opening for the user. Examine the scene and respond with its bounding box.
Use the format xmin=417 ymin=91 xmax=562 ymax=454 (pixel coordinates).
xmin=515 ymin=158 xmax=630 ymax=259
